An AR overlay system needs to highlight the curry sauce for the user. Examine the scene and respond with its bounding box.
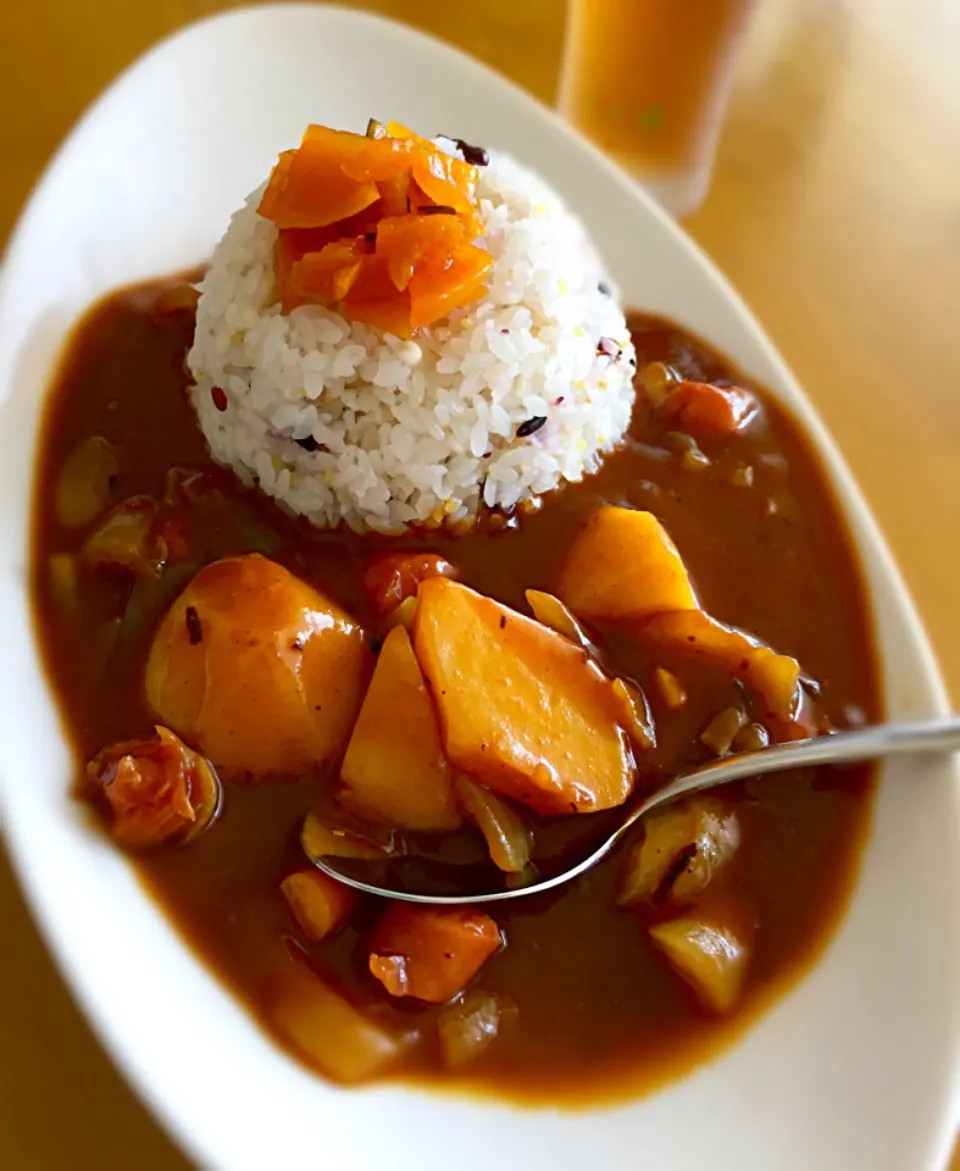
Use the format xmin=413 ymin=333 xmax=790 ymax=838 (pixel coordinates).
xmin=30 ymin=277 xmax=879 ymax=1103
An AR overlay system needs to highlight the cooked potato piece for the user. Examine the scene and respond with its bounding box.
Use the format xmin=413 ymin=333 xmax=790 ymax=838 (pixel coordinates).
xmin=146 ymin=554 xmax=370 ymax=775
xmin=671 ymin=803 xmax=741 ymax=904
xmin=649 ymin=916 xmax=751 ymax=1013
xmin=617 ymin=798 xmax=740 ymax=906
xmin=54 ymin=435 xmax=119 ymax=529
xmin=617 ymin=804 xmax=698 ymax=906
xmin=456 ymin=776 xmax=531 ymax=873
xmin=340 ymin=626 xmax=460 ymax=831
xmin=267 ymin=952 xmax=409 ymax=1082
xmin=437 ymin=991 xmax=517 ymax=1068
xmin=640 ymin=609 xmax=800 ymax=719
xmin=414 ymin=578 xmax=635 ymax=814
xmin=556 ymin=506 xmax=698 ymax=622
xmin=280 ymin=869 xmax=356 ymax=941
xmin=369 ymin=904 xmax=502 ymax=1003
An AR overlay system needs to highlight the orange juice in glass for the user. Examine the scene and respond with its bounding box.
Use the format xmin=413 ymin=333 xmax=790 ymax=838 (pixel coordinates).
xmin=558 ymin=0 xmax=758 ymax=217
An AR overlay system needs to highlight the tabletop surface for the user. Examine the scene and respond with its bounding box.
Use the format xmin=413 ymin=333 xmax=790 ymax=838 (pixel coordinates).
xmin=1 ymin=1 xmax=957 ymax=1167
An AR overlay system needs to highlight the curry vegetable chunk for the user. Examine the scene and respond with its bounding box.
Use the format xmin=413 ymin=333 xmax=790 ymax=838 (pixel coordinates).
xmin=267 ymin=953 xmax=410 ymax=1082
xmin=86 ymin=726 xmax=221 ymax=849
xmin=617 ymin=798 xmax=740 ymax=907
xmin=413 ymin=577 xmax=636 ymax=814
xmin=649 ymin=916 xmax=752 ymax=1013
xmin=556 ymin=505 xmax=698 ymax=621
xmin=369 ymin=904 xmax=502 ymax=1003
xmin=340 ymin=625 xmax=461 ymax=831
xmin=146 ymin=553 xmax=370 ymax=774
xmin=280 ymin=870 xmax=356 ymax=942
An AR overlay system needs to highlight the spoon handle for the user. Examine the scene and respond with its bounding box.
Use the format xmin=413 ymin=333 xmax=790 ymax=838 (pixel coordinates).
xmin=633 ymin=714 xmax=960 ymax=824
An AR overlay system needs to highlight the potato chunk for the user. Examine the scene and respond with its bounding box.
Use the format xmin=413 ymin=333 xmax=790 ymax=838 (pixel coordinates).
xmin=649 ymin=916 xmax=751 ymax=1013
xmin=267 ymin=952 xmax=409 ymax=1082
xmin=369 ymin=904 xmax=502 ymax=1003
xmin=640 ymin=609 xmax=800 ymax=719
xmin=556 ymin=506 xmax=698 ymax=622
xmin=414 ymin=578 xmax=635 ymax=814
xmin=146 ymin=554 xmax=369 ymax=775
xmin=340 ymin=626 xmax=460 ymax=831
xmin=437 ymin=991 xmax=517 ymax=1068
xmin=617 ymin=798 xmax=740 ymax=907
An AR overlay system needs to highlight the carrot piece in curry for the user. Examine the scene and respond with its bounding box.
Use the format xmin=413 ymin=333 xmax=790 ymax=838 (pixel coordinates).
xmin=661 ymin=380 xmax=758 ymax=438
xmin=369 ymin=904 xmax=502 ymax=1003
xmin=363 ymin=552 xmax=458 ymax=617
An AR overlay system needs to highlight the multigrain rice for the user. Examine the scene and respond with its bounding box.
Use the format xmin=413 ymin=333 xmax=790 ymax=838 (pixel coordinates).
xmin=188 ymin=141 xmax=636 ymax=533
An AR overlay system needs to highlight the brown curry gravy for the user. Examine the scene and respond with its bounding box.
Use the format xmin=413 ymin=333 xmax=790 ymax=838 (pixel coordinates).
xmin=30 ymin=277 xmax=879 ymax=1104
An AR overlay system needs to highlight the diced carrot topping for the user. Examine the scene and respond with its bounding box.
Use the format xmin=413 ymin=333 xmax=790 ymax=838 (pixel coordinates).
xmin=369 ymin=904 xmax=502 ymax=1003
xmin=409 ymin=245 xmax=494 ymax=329
xmin=662 ymin=381 xmax=758 ymax=439
xmin=345 ymin=296 xmax=415 ymax=338
xmin=266 ymin=127 xmax=380 ymax=229
xmin=338 ymin=135 xmax=415 ymax=183
xmin=287 ymin=239 xmax=369 ymax=308
xmin=257 ymin=150 xmax=296 ymax=221
xmin=363 ymin=552 xmax=458 ymax=616
xmin=411 ymin=149 xmax=478 ymax=214
xmin=344 ymin=256 xmax=414 ymax=335
xmin=384 ymin=120 xmax=416 ymax=139
xmin=257 ymin=119 xmax=490 ymax=333
xmin=377 ymin=214 xmax=467 ymax=291
xmin=377 ymin=170 xmax=411 ymax=218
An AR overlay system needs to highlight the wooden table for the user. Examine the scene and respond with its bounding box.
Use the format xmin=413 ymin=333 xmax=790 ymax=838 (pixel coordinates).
xmin=1 ymin=2 xmax=956 ymax=1167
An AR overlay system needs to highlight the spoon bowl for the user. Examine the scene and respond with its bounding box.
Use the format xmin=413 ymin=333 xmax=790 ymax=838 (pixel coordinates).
xmin=311 ymin=716 xmax=960 ymax=904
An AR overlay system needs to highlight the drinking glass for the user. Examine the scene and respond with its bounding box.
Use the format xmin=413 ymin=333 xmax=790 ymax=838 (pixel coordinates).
xmin=557 ymin=0 xmax=759 ymax=217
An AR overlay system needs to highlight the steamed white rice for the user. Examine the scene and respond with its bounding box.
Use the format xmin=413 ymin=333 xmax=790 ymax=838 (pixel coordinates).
xmin=188 ymin=139 xmax=636 ymax=533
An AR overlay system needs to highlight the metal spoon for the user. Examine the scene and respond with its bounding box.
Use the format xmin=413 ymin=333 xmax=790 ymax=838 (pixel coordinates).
xmin=310 ymin=716 xmax=960 ymax=905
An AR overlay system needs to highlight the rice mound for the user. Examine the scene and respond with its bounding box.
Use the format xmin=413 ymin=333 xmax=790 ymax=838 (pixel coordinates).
xmin=188 ymin=141 xmax=636 ymax=533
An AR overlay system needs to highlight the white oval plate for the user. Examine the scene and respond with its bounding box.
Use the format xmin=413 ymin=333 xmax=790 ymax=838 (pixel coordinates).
xmin=1 ymin=6 xmax=958 ymax=1169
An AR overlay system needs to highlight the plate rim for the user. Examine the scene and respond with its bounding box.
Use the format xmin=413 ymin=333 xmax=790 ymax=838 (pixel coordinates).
xmin=0 ymin=5 xmax=957 ymax=1169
